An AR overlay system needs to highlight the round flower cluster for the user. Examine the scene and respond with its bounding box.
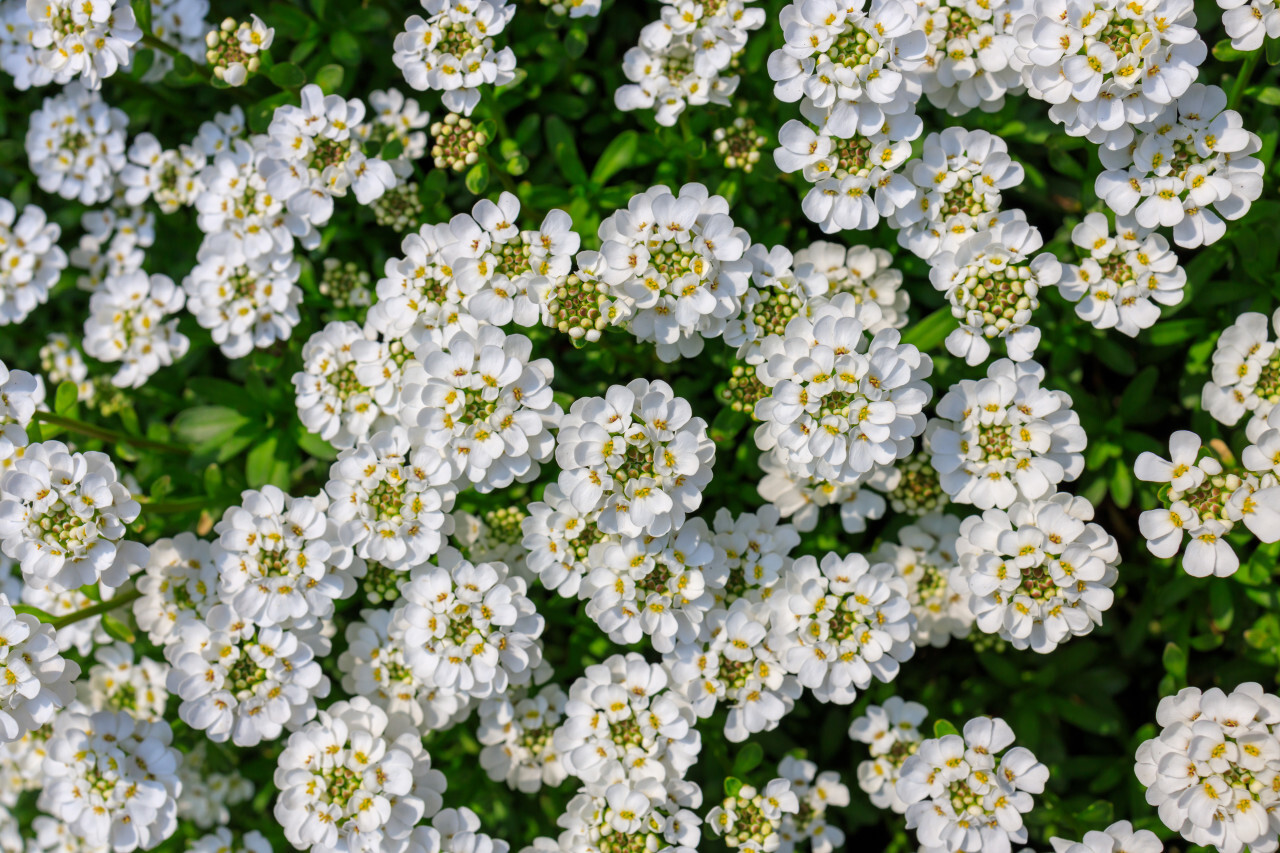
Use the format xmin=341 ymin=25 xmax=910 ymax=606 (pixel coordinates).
xmin=755 ymin=445 xmax=890 ymax=534
xmin=0 ymin=592 xmax=79 ymax=742
xmin=715 ymin=117 xmax=768 ymax=173
xmin=918 ymin=0 xmax=1024 ymax=115
xmin=273 ymin=696 xmax=447 ymax=853
xmin=119 ymin=133 xmax=207 ymax=214
xmin=795 ymin=241 xmax=910 ymax=333
xmin=0 ymin=199 xmax=66 ymax=327
xmin=1135 ymin=430 xmax=1280 ymax=577
xmin=775 ymin=757 xmax=849 ymax=853
xmin=556 ymin=378 xmax=715 ymax=537
xmin=725 ymin=244 xmax=828 ymax=363
xmin=317 ymin=258 xmax=373 ymax=312
xmin=173 ymin=742 xmax=255 ymax=829
xmin=849 ymin=696 xmax=929 ymax=814
xmin=393 ymin=0 xmax=518 ymax=115
xmin=41 ymin=707 xmax=182 ymax=852
xmin=753 ymin=294 xmax=934 ymax=486
xmin=1096 ymin=84 xmax=1263 ymax=248
xmin=531 ymin=777 xmax=703 ymax=853
xmin=25 ymin=0 xmax=142 ymax=89
xmin=954 ymin=492 xmax=1121 ymax=653
xmin=775 ymin=551 xmax=915 ymax=705
xmin=1058 ymin=212 xmax=1187 ymax=336
xmin=1202 ymin=307 xmax=1280 ymax=429
xmin=83 ymin=271 xmax=190 ymax=389
xmin=26 ymin=82 xmax=129 ymax=205
xmin=204 ymin=15 xmax=274 ymax=86
xmin=131 ymin=533 xmax=219 ymax=646
xmin=1136 ymin=683 xmax=1280 ymax=853
xmin=477 ymin=681 xmax=569 ymax=793
xmin=897 ymin=716 xmax=1049 ymax=853
xmin=930 ymin=358 xmax=1087 ymax=510
xmin=83 ymin=641 xmax=169 ymax=722
xmin=616 ymin=0 xmax=764 ymax=125
xmin=0 ymin=439 xmax=149 ymax=593
xmin=708 ymin=777 xmax=800 ymax=853
xmin=873 ymin=512 xmax=973 ymax=648
xmin=711 ymin=505 xmax=800 ymax=605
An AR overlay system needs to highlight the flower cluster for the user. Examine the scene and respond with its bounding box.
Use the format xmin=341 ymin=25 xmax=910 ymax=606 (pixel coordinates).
xmin=849 ymin=696 xmax=929 ymax=813
xmin=708 ymin=777 xmax=800 ymax=852
xmin=1202 ymin=307 xmax=1280 ymax=429
xmin=775 ymin=757 xmax=849 ymax=853
xmin=0 ymin=593 xmax=79 ymax=742
xmin=393 ymin=0 xmax=518 ymax=115
xmin=0 ymin=199 xmax=66 ymax=327
xmin=873 ymin=512 xmax=973 ymax=648
xmin=25 ymin=0 xmax=142 ymax=89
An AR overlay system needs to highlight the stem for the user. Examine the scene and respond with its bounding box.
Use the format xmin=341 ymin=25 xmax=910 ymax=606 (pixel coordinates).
xmin=142 ymin=33 xmax=211 ymax=78
xmin=12 ymin=604 xmax=56 ymax=624
xmin=1228 ymin=49 xmax=1261 ymax=112
xmin=139 ymin=496 xmax=211 ymax=514
xmin=51 ymin=589 xmax=143 ymax=631
xmin=32 ymin=411 xmax=190 ymax=455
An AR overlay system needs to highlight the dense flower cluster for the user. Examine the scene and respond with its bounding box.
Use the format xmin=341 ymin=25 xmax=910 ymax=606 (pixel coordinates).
xmin=393 ymin=0 xmax=518 ymax=115
xmin=849 ymin=697 xmax=929 ymax=813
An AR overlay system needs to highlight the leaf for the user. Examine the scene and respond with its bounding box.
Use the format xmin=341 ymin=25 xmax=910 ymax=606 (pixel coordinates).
xmin=330 ymin=31 xmax=361 ymax=65
xmin=313 ymin=64 xmax=344 ymax=94
xmin=564 ymin=27 xmax=590 ymax=59
xmin=545 ymin=116 xmax=590 ymax=185
xmin=1212 ymin=39 xmax=1249 ymax=62
xmin=933 ymin=719 xmax=960 ymax=738
xmin=131 ymin=0 xmax=152 ymax=32
xmin=349 ymin=6 xmax=391 ymax=31
xmin=171 ymin=407 xmax=251 ymax=448
xmin=297 ymin=429 xmax=339 ymax=462
xmin=245 ymin=436 xmax=279 ymax=489
xmin=1109 ymin=460 xmax=1133 ymax=509
xmin=465 ymin=161 xmax=490 ymax=195
xmin=1162 ymin=642 xmax=1188 ymax=680
xmin=1145 ymin=319 xmax=1205 ymax=346
xmin=1269 ymin=37 xmax=1280 ymax=65
xmin=732 ymin=742 xmax=764 ymax=776
xmin=723 ymin=777 xmax=744 ymax=798
xmin=1254 ymin=86 xmax=1280 ymax=106
xmin=55 ymin=381 xmax=79 ymax=416
xmin=1118 ymin=366 xmax=1159 ymax=423
xmin=102 ymin=614 xmax=136 ymax=644
xmin=506 ymin=154 xmax=530 ymax=176
xmin=268 ymin=62 xmax=307 ymax=89
xmin=1210 ymin=582 xmax=1234 ymax=631
xmin=590 ymin=131 xmax=638 ymax=185
xmin=1075 ymin=800 xmax=1115 ymax=826
xmin=901 ymin=306 xmax=954 ymax=351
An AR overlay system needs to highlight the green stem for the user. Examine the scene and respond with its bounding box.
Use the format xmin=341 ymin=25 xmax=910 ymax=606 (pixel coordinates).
xmin=11 ymin=604 xmax=56 ymax=623
xmin=139 ymin=496 xmax=211 ymax=514
xmin=51 ymin=589 xmax=143 ymax=631
xmin=1228 ymin=49 xmax=1262 ymax=111
xmin=142 ymin=33 xmax=212 ymax=79
xmin=32 ymin=411 xmax=190 ymax=455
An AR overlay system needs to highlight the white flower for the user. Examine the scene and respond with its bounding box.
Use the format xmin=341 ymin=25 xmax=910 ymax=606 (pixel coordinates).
xmin=755 ymin=446 xmax=889 ymax=534
xmin=264 ymin=84 xmax=397 ymax=224
xmin=40 ymin=708 xmax=182 ymax=852
xmin=955 ymin=492 xmax=1121 ymax=653
xmin=356 ymin=88 xmax=432 ymax=174
xmin=754 ymin=293 xmax=933 ymax=486
xmin=665 ymin=598 xmax=800 ymax=742
xmin=1058 ymin=213 xmax=1186 ymax=336
xmin=183 ymin=235 xmax=303 ymax=359
xmin=724 ymin=244 xmax=829 ymax=363
xmin=849 ymin=696 xmax=928 ymax=813
xmin=521 ymin=469 xmax=609 ymax=599
xmin=556 ymin=378 xmax=715 ymax=537
xmin=293 ymin=321 xmax=399 ymax=451
xmin=1218 ymin=0 xmax=1280 ymax=49
xmin=431 ymin=807 xmax=509 ymax=853
xmin=195 ymin=137 xmax=316 ymax=259
xmin=773 ymin=551 xmax=915 ymax=705
xmin=1095 ymin=84 xmax=1263 ymax=248
xmin=324 ymin=426 xmax=456 ymax=570
xmin=1014 ymin=0 xmax=1207 ymax=151
xmin=390 ymin=553 xmax=544 ymax=701
xmin=83 ymin=270 xmax=189 ymax=389
xmin=891 ymin=128 xmax=1025 ymax=260
xmin=189 ymin=829 xmax=272 ymax=853
xmin=175 ymin=742 xmax=255 ymax=829
xmin=211 ymin=486 xmax=357 ymax=630
xmin=119 ymin=133 xmax=206 ymax=213
xmin=595 ymin=183 xmax=753 ymax=361
xmin=552 ymin=778 xmax=702 ymax=852
xmin=1134 ymin=430 xmax=1280 ymax=576
xmin=69 ymin=206 xmax=152 ymax=293
xmin=0 ymin=440 xmax=148 ymax=592
xmin=0 ymin=360 xmax=39 ymax=429
xmin=1136 ymin=683 xmax=1280 ymax=853
xmin=26 ymin=0 xmax=142 ymax=89
xmin=365 ymin=221 xmax=469 ymax=358
xmin=273 ymin=696 xmax=447 ymax=853
xmin=0 ymin=199 xmax=66 ymax=326
xmin=477 ymin=682 xmax=570 ymax=792
xmin=707 ymin=778 xmax=799 ymax=853
xmin=206 ymin=15 xmax=274 ymax=86
xmin=1244 ymin=405 xmax=1280 ymax=480
xmin=39 ymin=333 xmax=96 ymax=406
xmin=132 ymin=532 xmax=218 ymax=647
xmin=393 ymin=0 xmax=518 ymax=115
xmin=143 ymin=0 xmax=209 ymax=81
xmin=930 ymin=358 xmax=1087 ymax=509
xmin=710 ymin=505 xmax=801 ymax=605
xmin=399 ymin=322 xmax=562 ymax=492
xmin=0 ymin=1 xmax=55 ymax=90
xmin=917 ymin=0 xmax=1024 ymax=115
xmin=775 ymin=757 xmax=849 ymax=853
xmin=768 ymin=0 xmax=928 ymax=137
xmin=26 ymin=82 xmax=128 ymax=204
xmin=874 ymin=512 xmax=973 ymax=647
xmin=1203 ymin=307 xmax=1280 ymax=428
xmin=339 ymin=606 xmax=475 ymax=734
xmin=552 ymin=652 xmax=701 ymax=786
xmin=25 ymin=815 xmax=110 ymax=853
xmin=794 ymin=241 xmax=910 ymax=333
xmin=82 ymin=641 xmax=168 ymax=722
xmin=0 ymin=592 xmax=79 ymax=743
xmin=1048 ymin=820 xmax=1164 ymax=853
xmin=898 ymin=716 xmax=1048 ymax=853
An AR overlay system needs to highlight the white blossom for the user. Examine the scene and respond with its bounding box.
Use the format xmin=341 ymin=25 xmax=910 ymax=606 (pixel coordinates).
xmin=1203 ymin=307 xmax=1280 ymax=429
xmin=293 ymin=321 xmax=398 ymax=452
xmin=82 ymin=641 xmax=168 ymax=722
xmin=707 ymin=778 xmax=799 ymax=853
xmin=477 ymin=681 xmax=569 ymax=792
xmin=794 ymin=241 xmax=910 ymax=333
xmin=183 ymin=235 xmax=303 ymax=359
xmin=83 ymin=270 xmax=189 ymax=389
xmin=874 ymin=512 xmax=973 ymax=647
xmin=393 ymin=0 xmax=518 ymax=115
xmin=0 ymin=199 xmax=66 ymax=327
xmin=775 ymin=756 xmax=849 ymax=853
xmin=0 ymin=592 xmax=79 ymax=742
xmin=132 ymin=532 xmax=218 ymax=647
xmin=25 ymin=0 xmax=142 ymax=89
xmin=26 ymin=83 xmax=128 ymax=204
xmin=849 ymin=696 xmax=928 ymax=813
xmin=1047 ymin=821 xmax=1164 ymax=853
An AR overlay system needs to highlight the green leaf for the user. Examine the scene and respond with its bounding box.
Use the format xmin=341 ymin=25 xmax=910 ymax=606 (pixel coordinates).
xmin=591 ymin=131 xmax=638 ymax=185
xmin=732 ymin=742 xmax=764 ymax=776
xmin=901 ymin=307 xmax=954 ymax=351
xmin=545 ymin=116 xmax=590 ymax=185
xmin=297 ymin=430 xmax=339 ymax=462
xmin=246 ymin=436 xmax=279 ymax=489
xmin=1210 ymin=583 xmax=1234 ymax=631
xmin=54 ymin=381 xmax=79 ymax=416
xmin=1118 ymin=366 xmax=1159 ymax=423
xmin=465 ymin=162 xmax=490 ymax=195
xmin=724 ymin=777 xmax=744 ymax=798
xmin=1075 ymin=800 xmax=1115 ymax=826
xmin=1145 ymin=318 xmax=1205 ymax=346
xmin=330 ymin=31 xmax=361 ymax=65
xmin=563 ymin=28 xmax=589 ymax=59
xmin=1255 ymin=86 xmax=1280 ymax=106
xmin=131 ymin=0 xmax=152 ymax=33
xmin=506 ymin=154 xmax=530 ymax=176
xmin=102 ymin=613 xmax=136 ymax=644
xmin=268 ymin=62 xmax=307 ymax=90
xmin=313 ymin=64 xmax=345 ymax=94
xmin=1268 ymin=37 xmax=1280 ymax=65
xmin=171 ymin=407 xmax=251 ymax=447
xmin=349 ymin=6 xmax=392 ymax=31
xmin=933 ymin=719 xmax=960 ymax=738
xmin=1162 ymin=642 xmax=1188 ymax=680
xmin=1109 ymin=460 xmax=1133 ymax=509
xmin=1213 ymin=39 xmax=1249 ymax=62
